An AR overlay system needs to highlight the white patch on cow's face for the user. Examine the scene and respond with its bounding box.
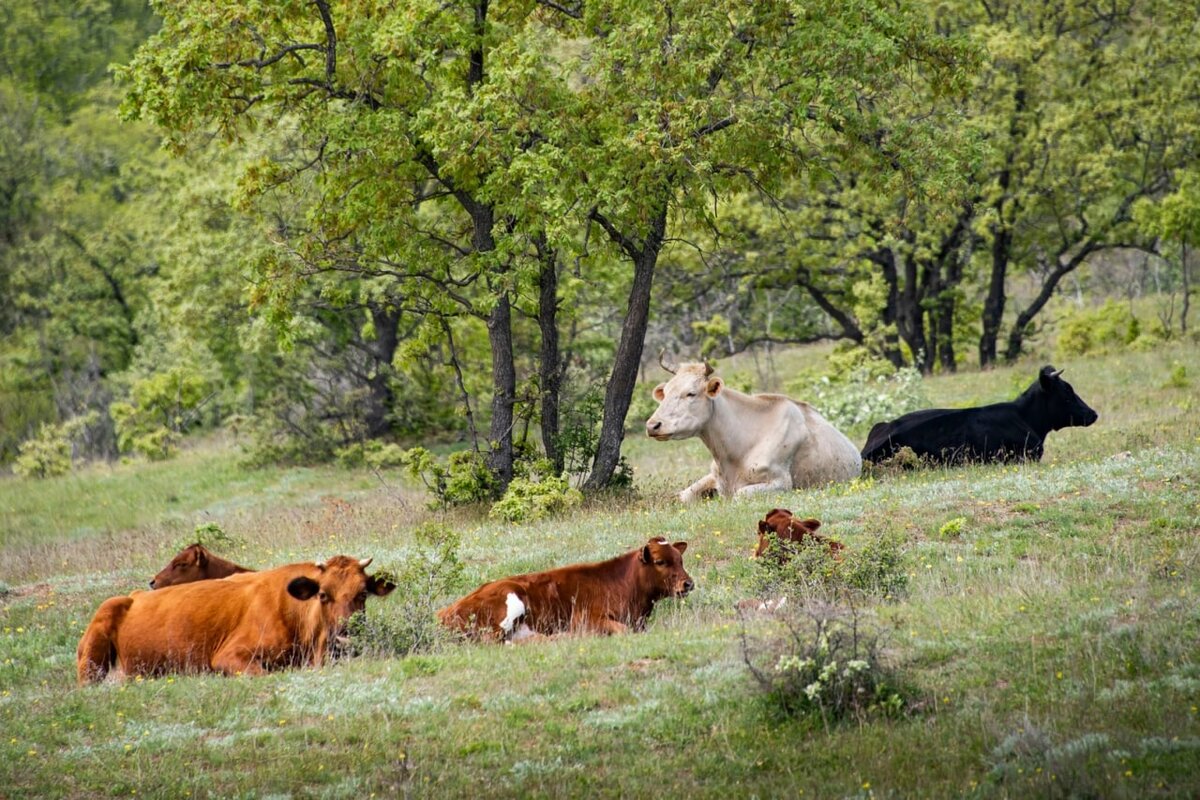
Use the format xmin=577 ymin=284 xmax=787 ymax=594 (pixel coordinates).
xmin=645 ymin=365 xmax=719 ymax=440
xmin=500 ymin=592 xmax=525 ymax=634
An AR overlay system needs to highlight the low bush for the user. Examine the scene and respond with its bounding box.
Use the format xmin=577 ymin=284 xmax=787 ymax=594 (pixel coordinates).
xmin=400 ymin=447 xmax=497 ymax=509
xmin=1056 ymin=299 xmax=1167 ymax=359
xmin=344 ymin=522 xmax=465 ymax=658
xmin=490 ymin=473 xmax=585 ymax=523
xmin=750 ymin=531 xmax=909 ymax=602
xmin=334 ymin=440 xmax=408 ymax=470
xmin=741 ymin=601 xmax=910 ymax=725
xmin=791 ymin=365 xmax=926 ymax=435
xmin=13 ymin=411 xmax=100 ymax=478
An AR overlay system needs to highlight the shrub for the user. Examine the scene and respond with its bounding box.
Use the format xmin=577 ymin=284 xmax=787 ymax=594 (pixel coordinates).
xmin=110 ymin=366 xmax=211 ymax=460
xmin=400 ymin=447 xmax=497 ymax=509
xmin=751 ymin=531 xmax=909 ymax=602
xmin=1056 ymin=299 xmax=1164 ymax=358
xmin=490 ymin=474 xmax=584 ymax=523
xmin=741 ymin=601 xmax=910 ymax=725
xmin=343 ymin=522 xmax=464 ymax=657
xmin=13 ymin=411 xmax=100 ymax=479
xmin=791 ymin=365 xmax=926 ymax=435
xmin=180 ymin=521 xmax=243 ymax=552
xmin=938 ymin=517 xmax=967 ymax=539
xmin=334 ymin=440 xmax=408 ymax=470
xmin=1164 ymin=361 xmax=1189 ymax=389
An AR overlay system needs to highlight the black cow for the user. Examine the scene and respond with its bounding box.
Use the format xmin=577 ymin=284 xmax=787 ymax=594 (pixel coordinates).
xmin=861 ymin=366 xmax=1098 ymax=465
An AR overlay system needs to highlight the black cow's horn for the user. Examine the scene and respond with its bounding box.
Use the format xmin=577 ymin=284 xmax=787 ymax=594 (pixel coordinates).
xmin=1051 ymin=368 xmax=1064 ymax=378
xmin=658 ymin=348 xmax=678 ymax=375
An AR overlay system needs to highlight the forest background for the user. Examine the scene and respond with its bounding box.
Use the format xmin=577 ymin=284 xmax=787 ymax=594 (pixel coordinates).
xmin=2 ymin=0 xmax=1197 ymax=504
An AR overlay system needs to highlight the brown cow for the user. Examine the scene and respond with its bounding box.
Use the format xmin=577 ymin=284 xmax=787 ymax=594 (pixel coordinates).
xmin=755 ymin=509 xmax=844 ymax=559
xmin=77 ymin=556 xmax=394 ymax=685
xmin=149 ymin=543 xmax=253 ymax=589
xmin=439 ymin=539 xmax=693 ymax=641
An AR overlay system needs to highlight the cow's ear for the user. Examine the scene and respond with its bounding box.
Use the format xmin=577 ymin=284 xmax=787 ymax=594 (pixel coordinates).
xmin=367 ymin=575 xmax=397 ymax=597
xmin=672 ymin=541 xmax=688 ymax=554
xmin=641 ymin=545 xmax=652 ymax=564
xmin=194 ymin=548 xmax=207 ymax=568
xmin=1039 ymin=365 xmax=1059 ymax=389
xmin=802 ymin=518 xmax=822 ymax=531
xmin=287 ymin=577 xmax=320 ymax=601
xmin=652 ymin=383 xmax=666 ymax=401
xmin=705 ymin=377 xmax=723 ymax=397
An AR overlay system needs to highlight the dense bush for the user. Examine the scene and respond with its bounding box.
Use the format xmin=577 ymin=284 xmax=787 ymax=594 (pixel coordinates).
xmin=400 ymin=447 xmax=498 ymax=509
xmin=110 ymin=366 xmax=211 ymax=460
xmin=741 ymin=601 xmax=909 ymax=725
xmin=1056 ymin=299 xmax=1168 ymax=358
xmin=490 ymin=473 xmax=584 ymax=523
xmin=344 ymin=522 xmax=465 ymax=657
xmin=790 ymin=363 xmax=926 ymax=435
xmin=13 ymin=411 xmax=100 ymax=478
xmin=751 ymin=531 xmax=909 ymax=602
xmin=334 ymin=440 xmax=408 ymax=470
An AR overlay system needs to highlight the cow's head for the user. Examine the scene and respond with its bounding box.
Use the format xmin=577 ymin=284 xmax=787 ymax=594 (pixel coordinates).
xmin=646 ymin=362 xmax=723 ymax=440
xmin=638 ymin=538 xmax=694 ymax=598
xmin=1030 ymin=366 xmax=1099 ymax=430
xmin=286 ymin=556 xmax=396 ymax=648
xmin=755 ymin=509 xmax=840 ymax=559
xmin=150 ymin=543 xmax=212 ymax=589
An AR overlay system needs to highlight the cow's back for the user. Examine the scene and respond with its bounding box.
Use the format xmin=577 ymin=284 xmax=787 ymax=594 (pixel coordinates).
xmin=790 ymin=402 xmax=862 ymax=485
xmin=862 ymin=405 xmax=1038 ymax=464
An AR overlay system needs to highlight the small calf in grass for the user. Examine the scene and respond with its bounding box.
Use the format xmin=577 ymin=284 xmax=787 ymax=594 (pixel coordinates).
xmin=150 ymin=543 xmax=254 ymax=589
xmin=755 ymin=509 xmax=844 ymax=559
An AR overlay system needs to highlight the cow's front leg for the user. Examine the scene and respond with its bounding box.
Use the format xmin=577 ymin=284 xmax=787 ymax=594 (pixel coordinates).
xmin=733 ymin=466 xmax=793 ymax=498
xmin=679 ymin=473 xmax=718 ymax=503
xmin=211 ymin=644 xmax=267 ymax=677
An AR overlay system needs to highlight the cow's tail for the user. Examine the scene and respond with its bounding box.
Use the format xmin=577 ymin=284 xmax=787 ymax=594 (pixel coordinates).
xmin=77 ymin=596 xmax=132 ymax=685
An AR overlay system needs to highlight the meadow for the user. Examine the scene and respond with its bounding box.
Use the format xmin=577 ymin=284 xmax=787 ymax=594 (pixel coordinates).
xmin=2 ymin=342 xmax=1198 ymax=798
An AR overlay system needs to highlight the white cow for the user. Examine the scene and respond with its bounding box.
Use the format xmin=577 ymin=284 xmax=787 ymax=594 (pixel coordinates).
xmin=645 ymin=360 xmax=861 ymax=502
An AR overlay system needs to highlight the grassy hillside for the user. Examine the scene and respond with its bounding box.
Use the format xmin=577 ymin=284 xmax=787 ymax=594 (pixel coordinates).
xmin=2 ymin=343 xmax=1198 ymax=798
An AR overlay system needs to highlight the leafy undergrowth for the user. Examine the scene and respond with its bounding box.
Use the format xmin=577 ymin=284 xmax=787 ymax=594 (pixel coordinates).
xmin=2 ymin=346 xmax=1199 ymax=798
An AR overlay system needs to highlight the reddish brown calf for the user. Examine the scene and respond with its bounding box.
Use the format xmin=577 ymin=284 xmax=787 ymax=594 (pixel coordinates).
xmin=439 ymin=539 xmax=693 ymax=641
xmin=755 ymin=508 xmax=844 ymax=559
xmin=150 ymin=543 xmax=254 ymax=589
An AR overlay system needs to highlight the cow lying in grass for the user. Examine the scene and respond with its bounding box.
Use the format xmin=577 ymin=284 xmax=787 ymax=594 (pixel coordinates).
xmin=754 ymin=509 xmax=844 ymax=559
xmin=646 ymin=356 xmax=861 ymax=501
xmin=861 ymin=365 xmax=1098 ymax=466
xmin=439 ymin=539 xmax=693 ymax=641
xmin=149 ymin=543 xmax=253 ymax=589
xmin=77 ymin=556 xmax=394 ymax=684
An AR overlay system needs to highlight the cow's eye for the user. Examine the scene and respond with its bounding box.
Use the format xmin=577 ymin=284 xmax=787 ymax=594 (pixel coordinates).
xmin=654 ymin=559 xmax=665 ymax=566
xmin=318 ymin=591 xmax=330 ymax=603
xmin=685 ymin=392 xmax=697 ymax=398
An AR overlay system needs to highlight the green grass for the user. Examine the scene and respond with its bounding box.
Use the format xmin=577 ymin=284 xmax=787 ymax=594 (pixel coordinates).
xmin=2 ymin=343 xmax=1199 ymax=798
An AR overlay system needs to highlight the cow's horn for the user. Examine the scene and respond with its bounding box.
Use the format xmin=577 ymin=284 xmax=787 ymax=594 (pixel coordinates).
xmin=1051 ymin=367 xmax=1064 ymax=377
xmin=358 ymin=557 xmax=372 ymax=569
xmin=703 ymin=361 xmax=714 ymax=378
xmin=658 ymin=348 xmax=677 ymax=375
xmin=314 ymin=560 xmax=326 ymax=570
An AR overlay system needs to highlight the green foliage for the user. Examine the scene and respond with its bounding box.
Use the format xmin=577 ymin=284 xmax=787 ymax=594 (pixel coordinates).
xmin=1164 ymin=362 xmax=1189 ymax=390
xmin=184 ymin=521 xmax=242 ymax=552
xmin=12 ymin=411 xmax=99 ymax=478
xmin=742 ymin=602 xmax=909 ymax=724
xmin=490 ymin=474 xmax=584 ymax=524
xmin=335 ymin=441 xmax=408 ymax=470
xmin=344 ymin=523 xmax=464 ymax=658
xmin=1056 ymin=300 xmax=1163 ymax=359
xmin=691 ymin=315 xmax=732 ymax=360
xmin=751 ymin=532 xmax=909 ymax=601
xmin=400 ymin=447 xmax=498 ymax=509
xmin=791 ymin=361 xmax=926 ymax=435
xmin=938 ymin=517 xmax=967 ymax=540
xmin=110 ymin=367 xmax=210 ymax=460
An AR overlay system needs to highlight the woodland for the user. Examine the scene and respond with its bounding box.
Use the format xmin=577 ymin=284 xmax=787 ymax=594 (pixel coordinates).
xmin=2 ymin=0 xmax=1197 ymax=496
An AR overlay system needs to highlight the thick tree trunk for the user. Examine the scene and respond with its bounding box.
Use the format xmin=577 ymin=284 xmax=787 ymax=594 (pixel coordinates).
xmin=584 ymin=205 xmax=666 ymax=492
xmin=486 ymin=291 xmax=516 ymax=491
xmin=362 ymin=304 xmax=400 ymax=438
xmin=536 ymin=237 xmax=563 ymax=474
xmin=876 ymin=252 xmax=906 ymax=369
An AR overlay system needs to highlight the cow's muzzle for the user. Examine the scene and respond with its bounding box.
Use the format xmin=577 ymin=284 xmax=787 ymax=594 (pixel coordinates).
xmin=677 ymin=578 xmax=694 ymax=597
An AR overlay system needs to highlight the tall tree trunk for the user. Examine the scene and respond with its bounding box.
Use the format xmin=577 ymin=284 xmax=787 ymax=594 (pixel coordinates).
xmin=584 ymin=204 xmax=667 ymax=492
xmin=535 ymin=236 xmax=563 ymax=474
xmin=981 ymin=87 xmax=1026 ymax=368
xmin=486 ymin=290 xmax=516 ymax=491
xmin=1182 ymin=239 xmax=1191 ymax=334
xmin=876 ymin=251 xmax=906 ymax=369
xmin=362 ymin=304 xmax=400 ymax=438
